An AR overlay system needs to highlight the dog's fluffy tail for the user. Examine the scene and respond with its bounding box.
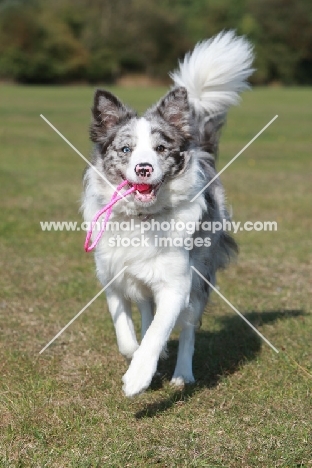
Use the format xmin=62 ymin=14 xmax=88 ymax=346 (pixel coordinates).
xmin=170 ymin=30 xmax=254 ymax=117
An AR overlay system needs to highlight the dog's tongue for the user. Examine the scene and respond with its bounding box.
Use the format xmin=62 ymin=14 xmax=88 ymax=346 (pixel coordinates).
xmin=133 ymin=183 xmax=150 ymax=193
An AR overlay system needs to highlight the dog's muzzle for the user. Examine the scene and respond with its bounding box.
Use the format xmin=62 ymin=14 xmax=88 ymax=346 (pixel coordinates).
xmin=134 ymin=162 xmax=154 ymax=179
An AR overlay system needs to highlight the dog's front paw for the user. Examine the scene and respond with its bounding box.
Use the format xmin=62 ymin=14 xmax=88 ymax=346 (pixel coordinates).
xmin=122 ymin=352 xmax=158 ymax=397
xmin=170 ymin=373 xmax=195 ymax=387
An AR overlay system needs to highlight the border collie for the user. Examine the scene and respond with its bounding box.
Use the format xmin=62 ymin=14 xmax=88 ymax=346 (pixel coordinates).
xmin=82 ymin=31 xmax=254 ymax=396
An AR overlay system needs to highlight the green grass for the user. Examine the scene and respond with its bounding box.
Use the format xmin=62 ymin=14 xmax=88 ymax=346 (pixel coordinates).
xmin=0 ymin=84 xmax=312 ymax=467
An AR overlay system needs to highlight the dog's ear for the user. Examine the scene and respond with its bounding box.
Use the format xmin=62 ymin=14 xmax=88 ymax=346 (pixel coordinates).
xmin=154 ymin=87 xmax=191 ymax=139
xmin=90 ymin=89 xmax=136 ymax=142
xmin=199 ymin=114 xmax=226 ymax=158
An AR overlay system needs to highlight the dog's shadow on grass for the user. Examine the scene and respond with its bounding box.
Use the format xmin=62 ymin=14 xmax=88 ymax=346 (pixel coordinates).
xmin=135 ymin=309 xmax=304 ymax=419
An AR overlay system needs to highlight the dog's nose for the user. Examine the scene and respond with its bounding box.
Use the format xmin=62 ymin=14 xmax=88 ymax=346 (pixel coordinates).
xmin=134 ymin=162 xmax=154 ymax=178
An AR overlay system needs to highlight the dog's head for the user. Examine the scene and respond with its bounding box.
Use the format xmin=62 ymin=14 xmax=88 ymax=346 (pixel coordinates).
xmin=90 ymin=87 xmax=193 ymax=208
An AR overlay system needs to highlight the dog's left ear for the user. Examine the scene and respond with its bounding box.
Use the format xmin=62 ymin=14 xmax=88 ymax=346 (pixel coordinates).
xmin=90 ymin=89 xmax=136 ymax=142
xmin=154 ymin=87 xmax=191 ymax=139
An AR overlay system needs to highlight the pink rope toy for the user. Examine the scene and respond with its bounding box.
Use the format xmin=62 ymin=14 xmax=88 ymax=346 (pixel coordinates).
xmin=84 ymin=180 xmax=149 ymax=252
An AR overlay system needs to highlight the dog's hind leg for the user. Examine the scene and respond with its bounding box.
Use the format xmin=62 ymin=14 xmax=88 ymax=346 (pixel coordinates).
xmin=138 ymin=298 xmax=168 ymax=359
xmin=137 ymin=299 xmax=154 ymax=340
xmin=105 ymin=287 xmax=139 ymax=360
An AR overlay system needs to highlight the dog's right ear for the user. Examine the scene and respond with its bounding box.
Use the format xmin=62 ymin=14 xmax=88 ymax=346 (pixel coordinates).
xmin=90 ymin=90 xmax=136 ymax=142
xmin=152 ymin=87 xmax=191 ymax=140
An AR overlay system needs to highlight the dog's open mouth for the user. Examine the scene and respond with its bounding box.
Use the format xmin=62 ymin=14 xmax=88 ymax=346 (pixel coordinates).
xmin=128 ymin=182 xmax=161 ymax=203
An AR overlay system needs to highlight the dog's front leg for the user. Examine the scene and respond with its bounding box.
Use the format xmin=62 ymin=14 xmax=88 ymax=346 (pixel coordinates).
xmin=105 ymin=287 xmax=139 ymax=360
xmin=171 ymin=324 xmax=195 ymax=385
xmin=122 ymin=287 xmax=189 ymax=397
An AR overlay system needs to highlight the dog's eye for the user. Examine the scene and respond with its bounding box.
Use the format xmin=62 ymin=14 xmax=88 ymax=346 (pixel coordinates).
xmin=156 ymin=145 xmax=165 ymax=153
xmin=121 ymin=146 xmax=131 ymax=154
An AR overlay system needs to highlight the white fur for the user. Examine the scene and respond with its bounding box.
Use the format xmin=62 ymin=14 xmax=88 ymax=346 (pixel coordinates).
xmin=170 ymin=30 xmax=254 ymax=116
xmin=83 ymin=31 xmax=252 ymax=397
xmin=134 ymin=118 xmax=152 ymax=149
xmin=126 ymin=118 xmax=162 ymax=183
xmin=84 ymin=164 xmax=207 ymax=396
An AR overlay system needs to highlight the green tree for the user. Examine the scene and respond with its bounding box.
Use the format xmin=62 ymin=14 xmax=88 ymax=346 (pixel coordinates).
xmin=0 ymin=1 xmax=88 ymax=83
xmin=248 ymin=0 xmax=312 ymax=84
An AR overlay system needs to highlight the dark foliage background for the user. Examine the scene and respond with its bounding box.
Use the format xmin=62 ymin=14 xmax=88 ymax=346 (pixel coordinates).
xmin=0 ymin=0 xmax=311 ymax=84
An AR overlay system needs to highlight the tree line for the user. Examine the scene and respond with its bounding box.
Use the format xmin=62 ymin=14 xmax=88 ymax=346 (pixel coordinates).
xmin=0 ymin=0 xmax=311 ymax=85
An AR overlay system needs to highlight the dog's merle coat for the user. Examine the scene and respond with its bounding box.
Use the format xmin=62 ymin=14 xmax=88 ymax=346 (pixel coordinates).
xmin=82 ymin=31 xmax=253 ymax=396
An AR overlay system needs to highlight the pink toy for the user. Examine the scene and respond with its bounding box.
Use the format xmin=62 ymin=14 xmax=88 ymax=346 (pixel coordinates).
xmin=84 ymin=180 xmax=150 ymax=252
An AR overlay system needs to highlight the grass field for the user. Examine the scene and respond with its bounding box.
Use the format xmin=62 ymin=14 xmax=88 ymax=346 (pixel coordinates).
xmin=0 ymin=84 xmax=311 ymax=467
